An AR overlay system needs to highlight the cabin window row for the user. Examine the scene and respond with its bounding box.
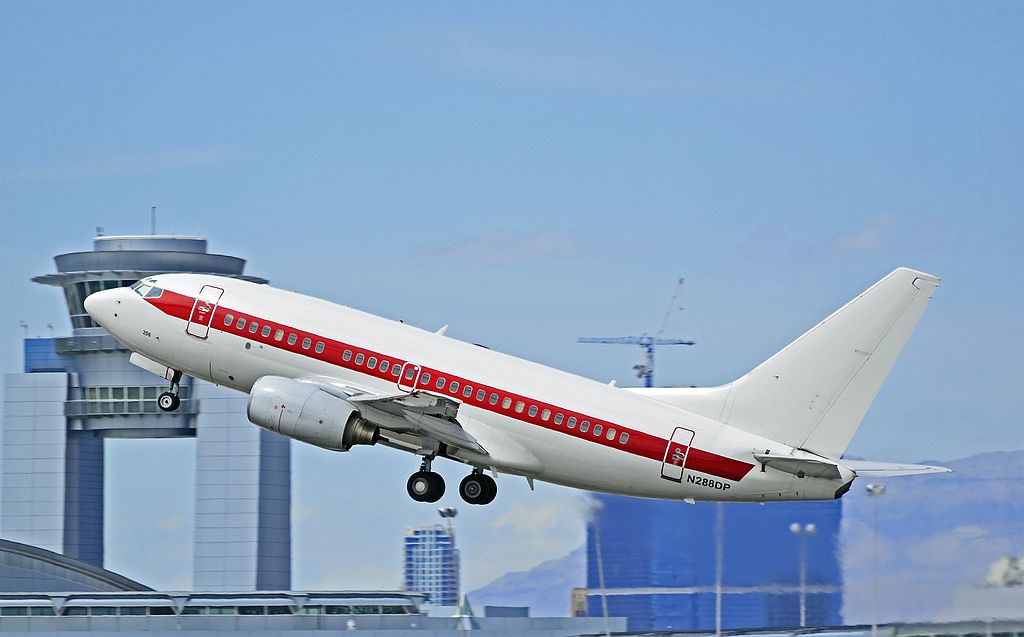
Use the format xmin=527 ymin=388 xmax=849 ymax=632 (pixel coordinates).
xmin=415 ymin=371 xmax=631 ymax=446
xmin=222 ymin=314 xmax=324 ymax=353
xmin=298 ymin=342 xmax=634 ymax=448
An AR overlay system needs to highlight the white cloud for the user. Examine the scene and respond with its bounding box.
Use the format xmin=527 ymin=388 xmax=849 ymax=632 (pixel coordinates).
xmin=827 ymin=212 xmax=899 ymax=253
xmin=413 ymin=231 xmax=583 ymax=263
xmin=4 ymin=146 xmax=250 ymax=182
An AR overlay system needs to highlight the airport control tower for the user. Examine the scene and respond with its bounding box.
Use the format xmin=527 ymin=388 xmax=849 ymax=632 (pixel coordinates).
xmin=1 ymin=235 xmax=291 ymax=591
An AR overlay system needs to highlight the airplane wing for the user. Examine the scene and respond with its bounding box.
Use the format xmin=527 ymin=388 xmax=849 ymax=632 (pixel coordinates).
xmin=298 ymin=376 xmax=487 ymax=455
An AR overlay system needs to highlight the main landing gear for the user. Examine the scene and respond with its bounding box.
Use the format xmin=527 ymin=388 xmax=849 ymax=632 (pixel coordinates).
xmin=405 ymin=461 xmax=499 ymax=505
xmin=459 ymin=470 xmax=497 ymax=505
xmin=407 ymin=458 xmax=445 ymax=503
xmin=157 ymin=370 xmax=183 ymax=412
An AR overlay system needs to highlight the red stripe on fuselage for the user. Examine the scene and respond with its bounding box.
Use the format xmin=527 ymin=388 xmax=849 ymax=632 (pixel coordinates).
xmin=146 ymin=289 xmax=753 ymax=482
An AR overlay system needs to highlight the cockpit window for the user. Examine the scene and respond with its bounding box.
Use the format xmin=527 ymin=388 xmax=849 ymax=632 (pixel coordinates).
xmin=143 ymin=286 xmax=163 ymax=298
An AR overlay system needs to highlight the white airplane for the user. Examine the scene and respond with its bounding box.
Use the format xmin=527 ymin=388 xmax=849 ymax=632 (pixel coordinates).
xmin=84 ymin=267 xmax=949 ymax=506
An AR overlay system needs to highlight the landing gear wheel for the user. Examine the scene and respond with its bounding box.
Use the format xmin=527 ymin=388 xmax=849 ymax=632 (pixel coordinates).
xmin=157 ymin=391 xmax=181 ymax=412
xmin=407 ymin=471 xmax=445 ymax=503
xmin=459 ymin=472 xmax=497 ymax=505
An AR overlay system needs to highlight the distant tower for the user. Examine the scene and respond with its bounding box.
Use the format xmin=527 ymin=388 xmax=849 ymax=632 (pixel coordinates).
xmin=403 ymin=525 xmax=459 ymax=606
xmin=1 ymin=235 xmax=291 ymax=590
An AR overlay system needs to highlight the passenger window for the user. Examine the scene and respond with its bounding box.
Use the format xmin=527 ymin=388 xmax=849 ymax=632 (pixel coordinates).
xmin=567 ymin=417 xmax=577 ymax=429
xmin=302 ymin=337 xmax=312 ymax=350
xmin=274 ymin=329 xmax=284 ymax=341
xmin=392 ymin=365 xmax=401 ymax=377
xmin=554 ymin=413 xmax=564 ymax=425
xmin=619 ymin=432 xmax=629 ymax=444
xmin=379 ymin=360 xmax=389 ymax=373
xmin=287 ymin=334 xmax=297 ymax=345
xmin=355 ymin=353 xmax=365 ymax=365
xmin=367 ymin=357 xmax=377 ymax=369
xmin=606 ymin=428 xmax=616 ymax=441
xmin=541 ymin=409 xmax=551 ymax=421
xmin=315 ymin=342 xmax=325 ymax=353
xmin=580 ymin=420 xmax=590 ymax=433
xmin=224 ymin=314 xmax=234 ymax=326
xmin=528 ymin=405 xmax=539 ymax=417
xmin=436 ymin=378 xmax=445 ymax=389
xmin=450 ymin=381 xmax=459 ymax=393
xmin=515 ymin=401 xmax=525 ymax=413
xmin=593 ymin=424 xmax=603 ymax=436
xmin=261 ymin=326 xmax=271 ymax=338
xmin=476 ymin=389 xmax=486 ymax=401
xmin=421 ymin=373 xmax=430 ymax=384
xmin=249 ymin=322 xmax=259 ymax=334
xmin=343 ymin=350 xmax=353 ymax=362
xmin=236 ymin=318 xmax=246 ymax=330
xmin=488 ymin=393 xmax=499 ymax=405
xmin=501 ymin=397 xmax=512 ymax=409
xmin=463 ymin=386 xmax=473 ymax=398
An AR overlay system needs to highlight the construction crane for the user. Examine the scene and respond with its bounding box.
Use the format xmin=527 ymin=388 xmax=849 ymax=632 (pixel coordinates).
xmin=578 ymin=278 xmax=695 ymax=388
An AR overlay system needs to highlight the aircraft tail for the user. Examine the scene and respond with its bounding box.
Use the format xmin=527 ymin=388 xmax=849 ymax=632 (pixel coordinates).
xmin=634 ymin=268 xmax=940 ymax=458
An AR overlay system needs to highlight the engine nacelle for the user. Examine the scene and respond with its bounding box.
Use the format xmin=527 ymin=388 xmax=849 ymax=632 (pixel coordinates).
xmin=247 ymin=376 xmax=379 ymax=451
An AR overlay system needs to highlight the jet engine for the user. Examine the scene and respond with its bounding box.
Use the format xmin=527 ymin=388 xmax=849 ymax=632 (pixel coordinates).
xmin=247 ymin=376 xmax=379 ymax=451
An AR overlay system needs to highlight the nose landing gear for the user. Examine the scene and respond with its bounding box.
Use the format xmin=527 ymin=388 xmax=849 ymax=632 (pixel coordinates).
xmin=407 ymin=458 xmax=445 ymax=503
xmin=157 ymin=370 xmax=183 ymax=412
xmin=459 ymin=470 xmax=497 ymax=505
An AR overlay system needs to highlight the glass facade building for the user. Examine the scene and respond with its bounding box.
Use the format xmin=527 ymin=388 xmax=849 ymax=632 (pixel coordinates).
xmin=586 ymin=494 xmax=842 ymax=631
xmin=403 ymin=525 xmax=459 ymax=607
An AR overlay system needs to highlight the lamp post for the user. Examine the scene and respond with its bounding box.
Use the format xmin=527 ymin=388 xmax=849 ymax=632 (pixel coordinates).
xmin=866 ymin=484 xmax=886 ymax=637
xmin=789 ymin=522 xmax=817 ymax=627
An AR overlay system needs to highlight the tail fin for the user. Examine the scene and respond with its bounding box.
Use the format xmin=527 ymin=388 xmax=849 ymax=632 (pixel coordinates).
xmin=635 ymin=268 xmax=939 ymax=458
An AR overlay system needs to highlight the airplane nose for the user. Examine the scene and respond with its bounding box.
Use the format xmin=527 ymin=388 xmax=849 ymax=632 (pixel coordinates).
xmin=84 ymin=288 xmax=119 ymax=327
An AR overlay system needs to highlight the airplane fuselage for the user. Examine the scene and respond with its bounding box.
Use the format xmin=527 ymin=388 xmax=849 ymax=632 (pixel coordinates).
xmin=87 ymin=273 xmax=852 ymax=503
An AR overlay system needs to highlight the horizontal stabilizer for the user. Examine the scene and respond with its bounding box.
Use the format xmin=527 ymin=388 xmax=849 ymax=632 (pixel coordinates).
xmin=844 ymin=459 xmax=951 ymax=477
xmin=753 ymin=453 xmax=842 ymax=480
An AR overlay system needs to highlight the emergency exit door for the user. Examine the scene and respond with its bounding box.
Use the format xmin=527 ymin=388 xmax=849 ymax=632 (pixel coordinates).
xmin=661 ymin=427 xmax=695 ymax=482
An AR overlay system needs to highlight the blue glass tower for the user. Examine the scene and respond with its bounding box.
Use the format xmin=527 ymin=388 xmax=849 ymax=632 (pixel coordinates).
xmin=586 ymin=495 xmax=842 ymax=631
xmin=403 ymin=525 xmax=459 ymax=606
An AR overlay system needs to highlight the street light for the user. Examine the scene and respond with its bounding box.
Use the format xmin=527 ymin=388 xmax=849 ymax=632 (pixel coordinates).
xmin=789 ymin=522 xmax=817 ymax=627
xmin=866 ymin=484 xmax=886 ymax=637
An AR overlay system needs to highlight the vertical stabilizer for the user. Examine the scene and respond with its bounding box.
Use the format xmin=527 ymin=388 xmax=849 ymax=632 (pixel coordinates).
xmin=636 ymin=268 xmax=939 ymax=458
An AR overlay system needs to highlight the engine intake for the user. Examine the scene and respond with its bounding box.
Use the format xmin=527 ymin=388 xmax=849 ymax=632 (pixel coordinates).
xmin=247 ymin=376 xmax=379 ymax=451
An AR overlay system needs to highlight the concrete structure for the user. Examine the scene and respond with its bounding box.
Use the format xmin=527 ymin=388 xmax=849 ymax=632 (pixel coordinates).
xmin=586 ymin=495 xmax=842 ymax=631
xmin=0 ymin=235 xmax=290 ymax=591
xmin=0 ymin=590 xmax=625 ymax=635
xmin=403 ymin=525 xmax=459 ymax=606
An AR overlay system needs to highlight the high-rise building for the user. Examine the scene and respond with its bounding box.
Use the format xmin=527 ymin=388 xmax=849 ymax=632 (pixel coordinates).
xmin=403 ymin=525 xmax=459 ymax=606
xmin=1 ymin=234 xmax=291 ymax=591
xmin=586 ymin=494 xmax=842 ymax=631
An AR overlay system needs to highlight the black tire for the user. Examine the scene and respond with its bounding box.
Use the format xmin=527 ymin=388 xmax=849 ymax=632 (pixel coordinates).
xmin=460 ymin=473 xmax=495 ymax=505
xmin=407 ymin=471 xmax=445 ymax=503
xmin=157 ymin=392 xmax=180 ymax=412
xmin=479 ymin=473 xmax=497 ymax=505
xmin=422 ymin=472 xmax=445 ymax=503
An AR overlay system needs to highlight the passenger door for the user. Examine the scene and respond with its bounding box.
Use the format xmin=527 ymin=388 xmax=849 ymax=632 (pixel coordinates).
xmin=186 ymin=285 xmax=224 ymax=339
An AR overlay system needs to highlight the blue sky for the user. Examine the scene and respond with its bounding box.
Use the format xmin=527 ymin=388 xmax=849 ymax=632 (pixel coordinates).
xmin=1 ymin=1 xmax=1021 ymax=593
